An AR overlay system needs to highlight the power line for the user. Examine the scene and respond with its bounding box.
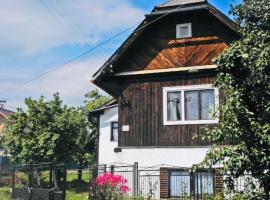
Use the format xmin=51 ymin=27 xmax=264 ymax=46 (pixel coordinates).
xmin=53 ymin=0 xmax=88 ymax=45
xmin=39 ymin=0 xmax=87 ymax=51
xmin=1 ymin=1 xmax=185 ymax=95
xmin=0 ymin=24 xmax=138 ymax=94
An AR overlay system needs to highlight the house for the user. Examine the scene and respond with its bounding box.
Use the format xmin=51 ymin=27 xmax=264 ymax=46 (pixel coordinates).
xmin=0 ymin=107 xmax=13 ymax=166
xmin=90 ymin=0 xmax=238 ymax=198
xmin=0 ymin=107 xmax=13 ymax=137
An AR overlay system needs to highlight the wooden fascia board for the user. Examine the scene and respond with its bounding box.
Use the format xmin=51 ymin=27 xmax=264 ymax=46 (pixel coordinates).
xmin=92 ymin=20 xmax=147 ymax=81
xmin=115 ymin=65 xmax=217 ymax=76
xmin=207 ymin=4 xmax=238 ymax=33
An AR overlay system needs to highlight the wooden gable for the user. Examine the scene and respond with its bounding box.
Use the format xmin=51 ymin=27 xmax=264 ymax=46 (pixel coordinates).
xmin=92 ymin=1 xmax=238 ymax=98
xmin=114 ymin=10 xmax=236 ymax=73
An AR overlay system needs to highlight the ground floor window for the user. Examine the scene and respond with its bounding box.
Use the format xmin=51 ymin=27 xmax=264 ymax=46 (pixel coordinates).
xmin=195 ymin=171 xmax=214 ymax=195
xmin=169 ymin=170 xmax=214 ymax=198
xmin=169 ymin=170 xmax=190 ymax=198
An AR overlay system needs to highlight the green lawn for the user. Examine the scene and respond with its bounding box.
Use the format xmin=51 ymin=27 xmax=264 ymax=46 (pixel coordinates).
xmin=0 ymin=186 xmax=11 ymax=200
xmin=65 ymin=170 xmax=89 ymax=200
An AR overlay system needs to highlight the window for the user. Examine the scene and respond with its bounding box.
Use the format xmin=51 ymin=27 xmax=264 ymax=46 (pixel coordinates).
xmin=169 ymin=171 xmax=190 ymax=198
xmin=195 ymin=172 xmax=214 ymax=195
xmin=111 ymin=122 xmax=118 ymax=141
xmin=176 ymin=23 xmax=192 ymax=38
xmin=163 ymin=85 xmax=219 ymax=125
xmin=169 ymin=170 xmax=214 ymax=198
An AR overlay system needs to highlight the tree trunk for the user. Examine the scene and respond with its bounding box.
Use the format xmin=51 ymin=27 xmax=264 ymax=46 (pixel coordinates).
xmin=78 ymin=169 xmax=82 ymax=182
xmin=264 ymin=181 xmax=270 ymax=200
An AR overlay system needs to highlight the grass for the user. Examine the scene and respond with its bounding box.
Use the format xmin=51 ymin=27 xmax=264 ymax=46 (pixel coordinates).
xmin=65 ymin=170 xmax=89 ymax=200
xmin=0 ymin=170 xmax=90 ymax=200
xmin=0 ymin=186 xmax=11 ymax=200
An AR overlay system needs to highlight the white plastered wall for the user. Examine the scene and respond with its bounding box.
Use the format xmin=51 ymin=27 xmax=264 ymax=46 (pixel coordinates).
xmin=98 ymin=107 xmax=212 ymax=168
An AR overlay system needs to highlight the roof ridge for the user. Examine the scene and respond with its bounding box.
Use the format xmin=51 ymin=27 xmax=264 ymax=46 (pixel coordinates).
xmin=157 ymin=0 xmax=207 ymax=8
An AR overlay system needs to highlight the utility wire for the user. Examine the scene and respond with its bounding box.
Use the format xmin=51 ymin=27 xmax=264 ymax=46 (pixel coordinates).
xmin=53 ymin=0 xmax=88 ymax=45
xmin=0 ymin=24 xmax=138 ymax=94
xmin=1 ymin=1 xmax=185 ymax=94
xmin=39 ymin=0 xmax=87 ymax=51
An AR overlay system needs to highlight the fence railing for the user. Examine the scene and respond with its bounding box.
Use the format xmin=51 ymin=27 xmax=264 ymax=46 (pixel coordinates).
xmin=0 ymin=162 xmax=256 ymax=200
xmin=0 ymin=163 xmax=67 ymax=200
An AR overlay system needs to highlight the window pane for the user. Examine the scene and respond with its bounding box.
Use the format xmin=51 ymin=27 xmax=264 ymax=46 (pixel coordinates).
xmin=112 ymin=122 xmax=118 ymax=141
xmin=185 ymin=91 xmax=199 ymax=120
xmin=195 ymin=172 xmax=214 ymax=195
xmin=167 ymin=91 xmax=181 ymax=121
xmin=201 ymin=90 xmax=215 ymax=120
xmin=113 ymin=122 xmax=118 ymax=129
xmin=113 ymin=129 xmax=118 ymax=141
xmin=170 ymin=171 xmax=190 ymax=197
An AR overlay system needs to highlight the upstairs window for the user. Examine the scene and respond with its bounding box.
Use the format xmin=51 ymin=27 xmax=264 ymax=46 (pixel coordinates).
xmin=176 ymin=23 xmax=192 ymax=38
xmin=111 ymin=122 xmax=118 ymax=142
xmin=163 ymin=85 xmax=219 ymax=125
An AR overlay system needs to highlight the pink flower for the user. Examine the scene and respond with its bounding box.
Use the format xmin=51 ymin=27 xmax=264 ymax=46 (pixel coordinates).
xmin=94 ymin=173 xmax=130 ymax=194
xmin=120 ymin=185 xmax=130 ymax=193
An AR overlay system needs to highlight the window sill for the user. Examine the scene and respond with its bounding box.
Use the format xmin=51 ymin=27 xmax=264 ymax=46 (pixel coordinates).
xmin=164 ymin=120 xmax=219 ymax=126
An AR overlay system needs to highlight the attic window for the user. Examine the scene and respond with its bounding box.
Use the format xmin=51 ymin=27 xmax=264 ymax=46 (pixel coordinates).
xmin=176 ymin=23 xmax=192 ymax=38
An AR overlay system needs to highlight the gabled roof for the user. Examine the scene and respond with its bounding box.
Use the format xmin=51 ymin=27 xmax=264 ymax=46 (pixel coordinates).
xmin=92 ymin=0 xmax=238 ymax=96
xmin=157 ymin=0 xmax=206 ymax=8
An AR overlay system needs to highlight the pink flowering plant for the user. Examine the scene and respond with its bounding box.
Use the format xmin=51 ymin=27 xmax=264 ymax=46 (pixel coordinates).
xmin=89 ymin=173 xmax=130 ymax=200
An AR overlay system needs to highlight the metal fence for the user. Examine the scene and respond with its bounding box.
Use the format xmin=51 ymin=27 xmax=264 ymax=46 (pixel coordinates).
xmin=1 ymin=162 xmax=256 ymax=200
xmin=94 ymin=163 xmax=217 ymax=200
xmin=0 ymin=163 xmax=66 ymax=200
xmin=93 ymin=164 xmax=255 ymax=200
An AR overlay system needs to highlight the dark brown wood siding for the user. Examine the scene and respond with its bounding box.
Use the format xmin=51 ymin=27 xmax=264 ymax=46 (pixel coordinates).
xmin=114 ymin=10 xmax=236 ymax=73
xmin=118 ymin=73 xmax=223 ymax=147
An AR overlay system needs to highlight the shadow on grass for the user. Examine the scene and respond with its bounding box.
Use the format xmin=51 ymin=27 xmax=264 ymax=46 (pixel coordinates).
xmin=66 ymin=180 xmax=89 ymax=194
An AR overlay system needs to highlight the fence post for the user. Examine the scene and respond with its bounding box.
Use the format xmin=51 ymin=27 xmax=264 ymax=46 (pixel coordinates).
xmin=49 ymin=163 xmax=53 ymax=189
xmin=110 ymin=165 xmax=114 ymax=174
xmin=62 ymin=165 xmax=67 ymax=200
xmin=104 ymin=164 xmax=107 ymax=173
xmin=133 ymin=162 xmax=138 ymax=197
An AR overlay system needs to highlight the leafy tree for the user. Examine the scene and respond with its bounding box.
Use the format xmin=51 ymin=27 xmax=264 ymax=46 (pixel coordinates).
xmin=4 ymin=93 xmax=89 ymax=165
xmin=201 ymin=0 xmax=270 ymax=199
xmin=74 ymin=89 xmax=111 ymax=180
xmin=81 ymin=89 xmax=111 ymax=161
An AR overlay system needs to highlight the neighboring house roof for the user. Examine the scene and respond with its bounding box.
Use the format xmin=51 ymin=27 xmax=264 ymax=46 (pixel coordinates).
xmin=0 ymin=108 xmax=13 ymax=118
xmin=91 ymin=0 xmax=238 ymax=93
xmin=0 ymin=108 xmax=13 ymax=136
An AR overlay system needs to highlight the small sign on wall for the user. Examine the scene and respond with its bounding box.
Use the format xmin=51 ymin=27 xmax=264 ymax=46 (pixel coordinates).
xmin=122 ymin=125 xmax=129 ymax=132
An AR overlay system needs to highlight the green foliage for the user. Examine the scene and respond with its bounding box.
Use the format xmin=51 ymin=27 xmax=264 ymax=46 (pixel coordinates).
xmin=201 ymin=0 xmax=270 ymax=199
xmin=3 ymin=93 xmax=89 ymax=165
xmin=0 ymin=186 xmax=11 ymax=200
xmin=80 ymin=89 xmax=111 ymax=163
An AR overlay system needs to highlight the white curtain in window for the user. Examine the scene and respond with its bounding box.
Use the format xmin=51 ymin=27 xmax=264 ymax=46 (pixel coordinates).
xmin=170 ymin=171 xmax=190 ymax=197
xmin=201 ymin=90 xmax=215 ymax=120
xmin=185 ymin=91 xmax=199 ymax=120
xmin=167 ymin=92 xmax=181 ymax=121
xmin=195 ymin=172 xmax=214 ymax=195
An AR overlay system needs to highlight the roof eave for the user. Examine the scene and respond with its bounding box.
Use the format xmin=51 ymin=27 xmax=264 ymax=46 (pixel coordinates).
xmin=147 ymin=4 xmax=208 ymax=17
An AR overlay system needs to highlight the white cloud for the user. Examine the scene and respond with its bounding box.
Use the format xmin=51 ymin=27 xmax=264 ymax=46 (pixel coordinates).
xmin=0 ymin=0 xmax=145 ymax=55
xmin=3 ymin=55 xmax=109 ymax=110
xmin=0 ymin=0 xmax=147 ymax=110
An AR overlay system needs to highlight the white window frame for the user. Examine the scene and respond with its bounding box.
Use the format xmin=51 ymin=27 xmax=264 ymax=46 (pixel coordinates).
xmin=176 ymin=23 xmax=192 ymax=39
xmin=163 ymin=84 xmax=219 ymax=125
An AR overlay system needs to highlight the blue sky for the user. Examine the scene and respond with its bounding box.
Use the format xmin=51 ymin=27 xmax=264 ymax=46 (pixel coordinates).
xmin=0 ymin=0 xmax=241 ymax=110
